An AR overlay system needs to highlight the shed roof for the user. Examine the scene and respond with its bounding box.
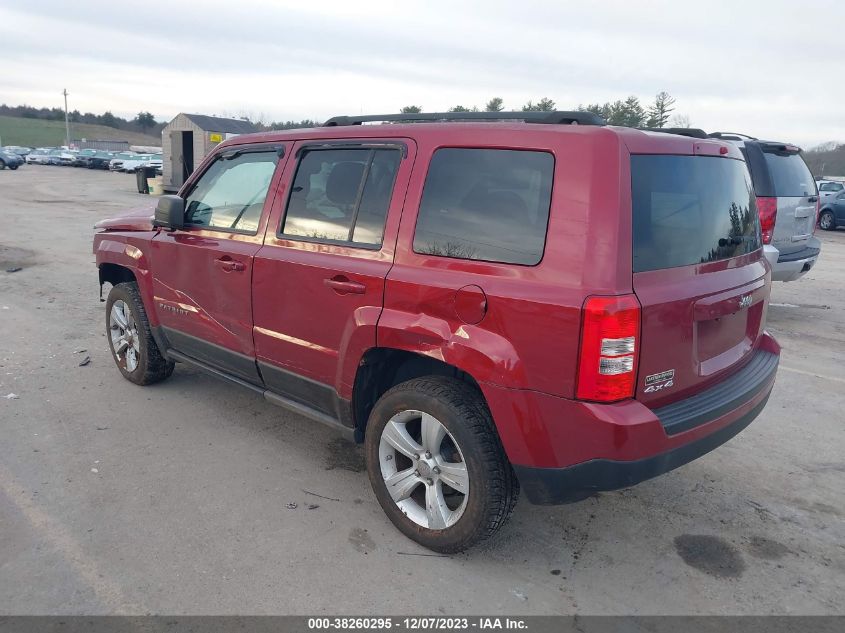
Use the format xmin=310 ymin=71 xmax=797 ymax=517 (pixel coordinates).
xmin=182 ymin=114 xmax=258 ymax=134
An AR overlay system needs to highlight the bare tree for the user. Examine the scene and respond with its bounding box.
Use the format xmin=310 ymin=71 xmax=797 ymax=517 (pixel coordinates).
xmin=669 ymin=113 xmax=692 ymax=128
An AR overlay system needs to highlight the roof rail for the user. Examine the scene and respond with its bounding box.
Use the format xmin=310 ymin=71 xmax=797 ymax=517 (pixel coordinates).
xmin=322 ymin=111 xmax=606 ymax=127
xmin=708 ymin=131 xmax=758 ymax=141
xmin=642 ymin=127 xmax=709 ymax=139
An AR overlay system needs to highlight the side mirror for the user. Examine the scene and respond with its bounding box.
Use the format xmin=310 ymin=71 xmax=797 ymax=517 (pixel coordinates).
xmin=153 ymin=195 xmax=185 ymax=230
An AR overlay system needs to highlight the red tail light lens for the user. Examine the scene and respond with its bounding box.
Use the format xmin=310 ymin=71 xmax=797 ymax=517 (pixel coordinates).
xmin=757 ymin=197 xmax=777 ymax=245
xmin=576 ymin=295 xmax=641 ymax=402
xmin=813 ymin=198 xmax=820 ymax=234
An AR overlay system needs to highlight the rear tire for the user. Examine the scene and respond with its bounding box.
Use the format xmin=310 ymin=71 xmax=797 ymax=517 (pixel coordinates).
xmin=819 ymin=210 xmax=835 ymax=231
xmin=365 ymin=376 xmax=519 ymax=553
xmin=0 ymin=160 xmax=5 ymax=170
xmin=105 ymin=282 xmax=174 ymax=385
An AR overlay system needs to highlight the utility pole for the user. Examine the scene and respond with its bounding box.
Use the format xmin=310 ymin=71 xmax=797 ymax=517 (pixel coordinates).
xmin=63 ymin=89 xmax=70 ymax=148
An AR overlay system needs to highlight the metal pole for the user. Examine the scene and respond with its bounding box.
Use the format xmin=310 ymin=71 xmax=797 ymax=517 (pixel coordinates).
xmin=63 ymin=89 xmax=70 ymax=148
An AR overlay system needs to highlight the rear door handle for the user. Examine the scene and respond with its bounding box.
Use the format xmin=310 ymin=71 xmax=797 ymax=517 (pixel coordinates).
xmin=214 ymin=256 xmax=246 ymax=272
xmin=324 ymin=276 xmax=366 ymax=295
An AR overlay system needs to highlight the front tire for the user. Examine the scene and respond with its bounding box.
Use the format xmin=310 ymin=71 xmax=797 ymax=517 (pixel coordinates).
xmin=365 ymin=376 xmax=519 ymax=553
xmin=819 ymin=210 xmax=835 ymax=231
xmin=105 ymin=282 xmax=174 ymax=385
xmin=0 ymin=160 xmax=5 ymax=170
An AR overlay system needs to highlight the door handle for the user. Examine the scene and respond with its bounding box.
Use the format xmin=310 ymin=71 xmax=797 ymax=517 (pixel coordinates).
xmin=214 ymin=256 xmax=246 ymax=272
xmin=324 ymin=276 xmax=366 ymax=295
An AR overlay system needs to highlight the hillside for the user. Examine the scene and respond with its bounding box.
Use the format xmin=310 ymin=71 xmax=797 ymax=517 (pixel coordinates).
xmin=0 ymin=115 xmax=160 ymax=148
xmin=804 ymin=143 xmax=845 ymax=179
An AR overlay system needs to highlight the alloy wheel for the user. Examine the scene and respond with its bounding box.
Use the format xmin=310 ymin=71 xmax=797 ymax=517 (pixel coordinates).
xmin=109 ymin=300 xmax=140 ymax=372
xmin=378 ymin=409 xmax=469 ymax=529
xmin=820 ymin=212 xmax=833 ymax=231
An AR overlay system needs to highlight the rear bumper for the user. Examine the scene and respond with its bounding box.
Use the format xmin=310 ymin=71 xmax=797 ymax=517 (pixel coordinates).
xmin=770 ymin=239 xmax=821 ymax=282
xmin=513 ymin=392 xmax=770 ymax=504
xmin=482 ymin=333 xmax=780 ymax=505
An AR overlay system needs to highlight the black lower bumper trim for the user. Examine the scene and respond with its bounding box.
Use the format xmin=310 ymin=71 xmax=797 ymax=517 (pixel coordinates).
xmin=777 ymin=245 xmax=820 ymax=263
xmin=513 ymin=391 xmax=771 ymax=505
xmin=655 ymin=349 xmax=778 ymax=436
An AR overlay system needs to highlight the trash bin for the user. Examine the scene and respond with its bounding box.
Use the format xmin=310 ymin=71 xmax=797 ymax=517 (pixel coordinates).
xmin=135 ymin=166 xmax=157 ymax=194
xmin=136 ymin=167 xmax=149 ymax=194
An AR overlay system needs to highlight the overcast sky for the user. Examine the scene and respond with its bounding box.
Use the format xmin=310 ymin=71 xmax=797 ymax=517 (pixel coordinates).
xmin=0 ymin=0 xmax=841 ymax=148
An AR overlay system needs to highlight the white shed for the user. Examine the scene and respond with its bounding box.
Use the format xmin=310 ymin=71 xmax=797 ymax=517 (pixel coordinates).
xmin=161 ymin=113 xmax=259 ymax=192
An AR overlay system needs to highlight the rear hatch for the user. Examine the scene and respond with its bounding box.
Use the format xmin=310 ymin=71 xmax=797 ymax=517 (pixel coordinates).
xmin=631 ymin=152 xmax=769 ymax=408
xmin=757 ymin=144 xmax=817 ymax=257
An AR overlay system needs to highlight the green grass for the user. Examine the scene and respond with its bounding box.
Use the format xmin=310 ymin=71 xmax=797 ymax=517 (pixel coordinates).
xmin=0 ymin=115 xmax=160 ymax=148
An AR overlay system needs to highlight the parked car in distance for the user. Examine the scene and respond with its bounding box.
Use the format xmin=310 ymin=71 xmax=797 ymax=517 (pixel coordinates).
xmin=3 ymin=145 xmax=32 ymax=159
xmin=93 ymin=111 xmax=780 ymax=552
xmin=72 ymin=149 xmax=99 ymax=167
xmin=57 ymin=150 xmax=78 ymax=166
xmin=119 ymin=154 xmax=163 ymax=173
xmin=110 ymin=152 xmax=138 ymax=171
xmin=709 ymin=132 xmax=820 ymax=282
xmin=0 ymin=148 xmax=24 ymax=169
xmin=818 ymin=191 xmax=845 ymax=231
xmin=25 ymin=148 xmax=53 ymax=164
xmin=817 ymin=180 xmax=844 ymax=199
xmin=87 ymin=151 xmax=115 ymax=170
xmin=44 ymin=149 xmax=66 ymax=165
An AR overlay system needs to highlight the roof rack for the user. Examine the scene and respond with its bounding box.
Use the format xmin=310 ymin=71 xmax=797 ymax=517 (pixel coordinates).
xmin=641 ymin=127 xmax=709 ymax=139
xmin=708 ymin=131 xmax=758 ymax=141
xmin=322 ymin=111 xmax=606 ymax=127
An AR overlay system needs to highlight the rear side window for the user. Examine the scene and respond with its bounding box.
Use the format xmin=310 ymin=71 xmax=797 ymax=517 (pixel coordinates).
xmin=413 ymin=148 xmax=553 ymax=265
xmin=631 ymin=155 xmax=760 ymax=273
xmin=282 ymin=147 xmax=401 ymax=247
xmin=762 ymin=151 xmax=815 ymax=197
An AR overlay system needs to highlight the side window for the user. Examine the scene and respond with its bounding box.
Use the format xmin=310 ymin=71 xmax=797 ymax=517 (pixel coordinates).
xmin=413 ymin=148 xmax=554 ymax=265
xmin=281 ymin=147 xmax=401 ymax=247
xmin=184 ymin=151 xmax=279 ymax=233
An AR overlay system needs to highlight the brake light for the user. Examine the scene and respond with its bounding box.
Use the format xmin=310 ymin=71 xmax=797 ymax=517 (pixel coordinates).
xmin=575 ymin=295 xmax=641 ymax=402
xmin=813 ymin=198 xmax=820 ymax=234
xmin=757 ymin=197 xmax=777 ymax=245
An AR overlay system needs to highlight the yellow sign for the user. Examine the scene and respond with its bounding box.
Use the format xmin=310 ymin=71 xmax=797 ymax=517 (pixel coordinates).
xmin=209 ymin=133 xmax=223 ymax=143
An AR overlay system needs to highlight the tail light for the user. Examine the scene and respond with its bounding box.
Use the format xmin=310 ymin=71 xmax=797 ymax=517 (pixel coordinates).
xmin=813 ymin=198 xmax=820 ymax=234
xmin=575 ymin=295 xmax=641 ymax=402
xmin=756 ymin=197 xmax=777 ymax=244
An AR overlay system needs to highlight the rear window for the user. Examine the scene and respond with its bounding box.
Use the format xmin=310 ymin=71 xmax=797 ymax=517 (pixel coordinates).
xmin=762 ymin=151 xmax=816 ymax=197
xmin=413 ymin=148 xmax=553 ymax=265
xmin=631 ymin=155 xmax=760 ymax=273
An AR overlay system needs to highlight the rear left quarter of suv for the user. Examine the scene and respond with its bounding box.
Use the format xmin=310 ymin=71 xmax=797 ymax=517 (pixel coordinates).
xmin=93 ymin=118 xmax=780 ymax=553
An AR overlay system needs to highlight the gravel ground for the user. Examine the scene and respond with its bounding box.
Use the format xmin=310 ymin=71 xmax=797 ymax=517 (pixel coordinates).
xmin=1 ymin=166 xmax=843 ymax=615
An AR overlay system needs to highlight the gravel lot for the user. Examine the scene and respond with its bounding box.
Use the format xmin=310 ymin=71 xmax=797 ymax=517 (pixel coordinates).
xmin=1 ymin=166 xmax=843 ymax=615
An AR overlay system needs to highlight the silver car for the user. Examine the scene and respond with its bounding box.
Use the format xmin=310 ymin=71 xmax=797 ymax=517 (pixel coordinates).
xmin=710 ymin=133 xmax=820 ymax=282
xmin=817 ymin=180 xmax=844 ymax=200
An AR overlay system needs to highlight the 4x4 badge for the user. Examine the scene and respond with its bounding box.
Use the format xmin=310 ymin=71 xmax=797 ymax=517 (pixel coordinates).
xmin=739 ymin=295 xmax=752 ymax=309
xmin=644 ymin=369 xmax=675 ymax=393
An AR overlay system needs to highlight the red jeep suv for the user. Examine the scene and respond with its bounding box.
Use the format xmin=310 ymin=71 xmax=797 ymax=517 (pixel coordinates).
xmin=93 ymin=111 xmax=780 ymax=552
